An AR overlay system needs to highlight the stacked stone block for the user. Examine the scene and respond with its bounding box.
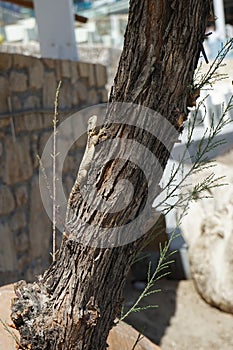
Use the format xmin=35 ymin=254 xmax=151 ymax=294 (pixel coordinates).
xmin=0 ymin=52 xmax=108 ymax=284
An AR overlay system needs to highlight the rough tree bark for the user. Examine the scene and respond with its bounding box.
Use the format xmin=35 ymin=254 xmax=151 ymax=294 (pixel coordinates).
xmin=11 ymin=1 xmax=212 ymax=349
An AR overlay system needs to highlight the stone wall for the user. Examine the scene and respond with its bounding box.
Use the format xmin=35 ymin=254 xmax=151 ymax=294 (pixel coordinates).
xmin=0 ymin=52 xmax=108 ymax=285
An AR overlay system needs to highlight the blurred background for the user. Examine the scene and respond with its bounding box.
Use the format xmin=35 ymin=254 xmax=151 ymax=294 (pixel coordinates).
xmin=0 ymin=1 xmax=233 ymax=349
xmin=0 ymin=0 xmax=232 ymax=85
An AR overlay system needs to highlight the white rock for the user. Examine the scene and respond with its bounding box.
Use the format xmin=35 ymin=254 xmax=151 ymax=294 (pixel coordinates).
xmin=181 ymin=160 xmax=233 ymax=313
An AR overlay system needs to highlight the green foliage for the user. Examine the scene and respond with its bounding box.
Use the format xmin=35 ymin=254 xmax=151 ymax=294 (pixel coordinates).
xmin=121 ymin=41 xmax=233 ymax=324
xmin=192 ymin=38 xmax=233 ymax=91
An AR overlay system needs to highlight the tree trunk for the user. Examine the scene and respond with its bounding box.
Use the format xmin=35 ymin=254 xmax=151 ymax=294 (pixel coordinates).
xmin=11 ymin=1 xmax=212 ymax=349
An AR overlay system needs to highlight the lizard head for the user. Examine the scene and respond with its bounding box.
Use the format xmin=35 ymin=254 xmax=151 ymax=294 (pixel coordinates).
xmin=88 ymin=115 xmax=97 ymax=132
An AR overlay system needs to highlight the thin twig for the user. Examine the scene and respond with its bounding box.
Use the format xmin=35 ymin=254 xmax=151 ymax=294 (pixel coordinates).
xmin=52 ymin=81 xmax=62 ymax=262
xmin=0 ymin=319 xmax=27 ymax=350
xmin=131 ymin=331 xmax=144 ymax=350
xmin=37 ymin=155 xmax=71 ymax=240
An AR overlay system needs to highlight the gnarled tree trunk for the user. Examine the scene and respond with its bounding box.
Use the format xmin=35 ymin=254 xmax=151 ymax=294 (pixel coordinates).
xmin=11 ymin=1 xmax=212 ymax=349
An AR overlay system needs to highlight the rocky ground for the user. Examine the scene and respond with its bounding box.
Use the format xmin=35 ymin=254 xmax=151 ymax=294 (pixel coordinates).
xmin=123 ymin=279 xmax=233 ymax=350
xmin=0 ymin=283 xmax=160 ymax=350
xmin=1 ymin=279 xmax=233 ymax=349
